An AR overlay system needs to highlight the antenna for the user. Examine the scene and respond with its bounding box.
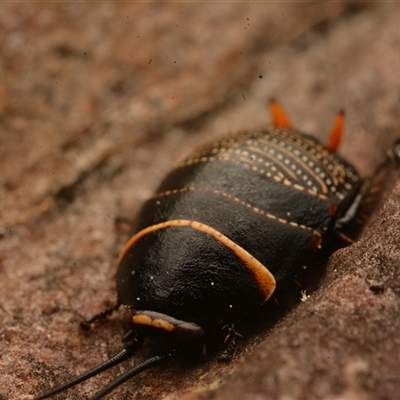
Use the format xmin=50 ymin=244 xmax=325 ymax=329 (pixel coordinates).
xmin=33 ymin=338 xmax=184 ymax=400
xmin=90 ymin=346 xmax=184 ymax=400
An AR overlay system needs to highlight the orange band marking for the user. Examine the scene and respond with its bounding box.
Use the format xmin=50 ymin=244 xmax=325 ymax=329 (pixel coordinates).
xmin=132 ymin=314 xmax=175 ymax=332
xmin=118 ymin=219 xmax=276 ymax=302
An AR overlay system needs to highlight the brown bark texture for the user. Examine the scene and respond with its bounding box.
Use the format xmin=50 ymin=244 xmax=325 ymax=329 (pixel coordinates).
xmin=1 ymin=3 xmax=400 ymax=400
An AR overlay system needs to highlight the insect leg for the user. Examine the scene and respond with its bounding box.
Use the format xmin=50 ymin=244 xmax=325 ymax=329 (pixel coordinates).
xmin=80 ymin=299 xmax=121 ymax=331
xmin=218 ymin=324 xmax=240 ymax=362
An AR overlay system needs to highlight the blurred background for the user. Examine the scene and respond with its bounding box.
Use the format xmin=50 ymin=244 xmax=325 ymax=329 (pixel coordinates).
xmin=1 ymin=2 xmax=400 ymax=399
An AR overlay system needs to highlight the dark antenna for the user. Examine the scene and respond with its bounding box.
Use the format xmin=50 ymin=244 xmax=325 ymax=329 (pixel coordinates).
xmin=90 ymin=346 xmax=184 ymax=400
xmin=33 ymin=339 xmax=184 ymax=400
xmin=33 ymin=340 xmax=141 ymax=400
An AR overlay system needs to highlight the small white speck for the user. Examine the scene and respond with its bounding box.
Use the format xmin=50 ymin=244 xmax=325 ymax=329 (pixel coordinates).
xmin=229 ymin=304 xmax=233 ymax=308
xmin=136 ymin=297 xmax=141 ymax=301
xmin=156 ymin=200 xmax=161 ymax=205
xmin=300 ymin=290 xmax=310 ymax=302
xmin=131 ymin=271 xmax=136 ymax=275
xmin=211 ymin=281 xmax=215 ymax=286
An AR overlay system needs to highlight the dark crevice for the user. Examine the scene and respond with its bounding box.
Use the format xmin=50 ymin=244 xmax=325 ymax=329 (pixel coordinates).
xmin=53 ymin=44 xmax=91 ymax=60
xmin=290 ymin=2 xmax=372 ymax=53
xmin=50 ymin=4 xmax=372 ymax=212
xmin=53 ymin=158 xmax=109 ymax=206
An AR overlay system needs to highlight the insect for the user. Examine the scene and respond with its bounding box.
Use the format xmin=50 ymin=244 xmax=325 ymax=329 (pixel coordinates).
xmin=33 ymin=99 xmax=400 ymax=400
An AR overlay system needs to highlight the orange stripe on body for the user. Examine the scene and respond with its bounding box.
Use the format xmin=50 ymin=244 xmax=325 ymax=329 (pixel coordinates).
xmin=118 ymin=219 xmax=276 ymax=302
xmin=132 ymin=314 xmax=175 ymax=332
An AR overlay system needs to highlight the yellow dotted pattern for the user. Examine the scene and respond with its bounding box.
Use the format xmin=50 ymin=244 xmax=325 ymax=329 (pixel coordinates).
xmin=152 ymin=186 xmax=322 ymax=242
xmin=179 ymin=128 xmax=359 ymax=202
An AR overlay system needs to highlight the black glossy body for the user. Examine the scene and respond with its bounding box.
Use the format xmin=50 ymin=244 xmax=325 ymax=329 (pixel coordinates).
xmin=117 ymin=127 xmax=361 ymax=327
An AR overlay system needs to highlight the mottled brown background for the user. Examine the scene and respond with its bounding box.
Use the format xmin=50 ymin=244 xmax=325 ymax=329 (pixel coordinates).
xmin=1 ymin=2 xmax=400 ymax=400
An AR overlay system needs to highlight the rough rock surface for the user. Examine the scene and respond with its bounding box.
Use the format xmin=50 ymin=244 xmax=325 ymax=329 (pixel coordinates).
xmin=1 ymin=3 xmax=400 ymax=400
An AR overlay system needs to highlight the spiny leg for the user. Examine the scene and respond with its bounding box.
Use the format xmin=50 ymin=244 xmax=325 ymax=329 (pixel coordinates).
xmin=335 ymin=139 xmax=400 ymax=233
xmin=80 ymin=299 xmax=121 ymax=331
xmin=218 ymin=324 xmax=241 ymax=362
